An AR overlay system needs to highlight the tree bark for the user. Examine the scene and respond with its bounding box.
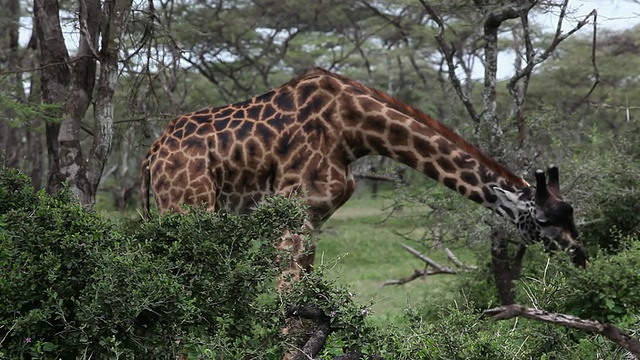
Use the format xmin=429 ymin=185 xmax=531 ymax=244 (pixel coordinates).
xmin=481 ymin=20 xmax=502 ymax=158
xmin=26 ymin=31 xmax=45 ymax=189
xmin=1 ymin=0 xmax=45 ymax=183
xmin=474 ymin=1 xmax=526 ymax=306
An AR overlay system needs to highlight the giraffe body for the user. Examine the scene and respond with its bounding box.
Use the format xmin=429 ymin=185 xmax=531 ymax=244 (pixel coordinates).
xmin=142 ymin=70 xmax=361 ymax=229
xmin=141 ymin=67 xmax=588 ymax=275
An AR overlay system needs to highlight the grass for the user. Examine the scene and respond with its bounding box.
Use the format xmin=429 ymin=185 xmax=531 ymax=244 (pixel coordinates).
xmin=315 ymin=187 xmax=473 ymax=327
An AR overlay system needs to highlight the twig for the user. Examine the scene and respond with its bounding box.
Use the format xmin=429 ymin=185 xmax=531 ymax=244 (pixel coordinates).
xmin=382 ymin=268 xmax=457 ymax=286
xmin=0 ymin=323 xmax=16 ymax=346
xmin=0 ymin=56 xmax=93 ymax=75
xmin=483 ymin=304 xmax=640 ymax=358
xmin=577 ymin=218 xmax=605 ymax=227
xmin=589 ymin=102 xmax=640 ymax=111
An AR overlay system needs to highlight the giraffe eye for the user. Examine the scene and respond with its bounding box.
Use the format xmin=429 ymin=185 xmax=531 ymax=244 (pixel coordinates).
xmin=535 ymin=212 xmax=551 ymax=225
xmin=536 ymin=218 xmax=549 ymax=226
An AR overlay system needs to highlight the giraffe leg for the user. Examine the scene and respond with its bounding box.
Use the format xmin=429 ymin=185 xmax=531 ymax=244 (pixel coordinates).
xmin=275 ymin=228 xmax=315 ymax=360
xmin=276 ymin=175 xmax=355 ymax=359
xmin=275 ymin=228 xmax=307 ymax=291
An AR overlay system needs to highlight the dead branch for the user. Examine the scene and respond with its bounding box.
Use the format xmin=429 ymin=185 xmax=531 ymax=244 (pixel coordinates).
xmin=287 ymin=304 xmax=331 ymax=360
xmin=584 ymin=9 xmax=600 ymax=100
xmin=383 ymin=244 xmax=476 ymax=286
xmin=382 ymin=268 xmax=452 ymax=286
xmin=445 ymin=248 xmax=478 ymax=270
xmin=589 ymin=102 xmax=640 ymax=111
xmin=484 ymin=304 xmax=640 ymax=358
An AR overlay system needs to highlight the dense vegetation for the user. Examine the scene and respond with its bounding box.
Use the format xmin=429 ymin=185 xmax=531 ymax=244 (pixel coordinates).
xmin=1 ymin=162 xmax=639 ymax=359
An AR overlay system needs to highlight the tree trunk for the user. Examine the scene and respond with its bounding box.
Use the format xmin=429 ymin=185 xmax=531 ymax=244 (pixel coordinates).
xmin=34 ymin=0 xmax=132 ymax=207
xmin=55 ymin=0 xmax=101 ymax=205
xmin=476 ymin=1 xmax=522 ymax=305
xmin=490 ymin=230 xmax=527 ymax=305
xmin=88 ymin=0 xmax=132 ymax=206
xmin=33 ymin=0 xmax=71 ymax=195
xmin=25 ymin=31 xmax=45 ymax=189
xmin=0 ymin=0 xmax=25 ymax=170
xmin=480 ymin=14 xmax=504 ymax=160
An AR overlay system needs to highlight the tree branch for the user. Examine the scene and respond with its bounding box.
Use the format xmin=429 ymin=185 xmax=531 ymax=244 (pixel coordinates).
xmin=506 ymin=3 xmax=598 ymax=145
xmin=583 ymin=10 xmax=600 ymax=100
xmin=419 ymin=0 xmax=480 ymax=124
xmin=507 ymin=6 xmax=598 ymax=95
xmin=484 ymin=304 xmax=640 ymax=358
xmin=383 ymin=244 xmax=476 ymax=286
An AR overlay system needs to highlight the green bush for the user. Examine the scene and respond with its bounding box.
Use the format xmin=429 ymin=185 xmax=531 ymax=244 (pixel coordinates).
xmin=559 ymin=234 xmax=640 ymax=325
xmin=549 ymin=145 xmax=640 ymax=254
xmin=0 ymin=169 xmax=158 ymax=359
xmin=0 ymin=168 xmax=309 ymax=359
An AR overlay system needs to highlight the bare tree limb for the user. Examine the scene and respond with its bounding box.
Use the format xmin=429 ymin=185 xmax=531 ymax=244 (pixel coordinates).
xmin=383 ymin=244 xmax=475 ymax=286
xmin=507 ymin=6 xmax=598 ymax=95
xmin=484 ymin=304 xmax=640 ymax=358
xmin=445 ymin=248 xmax=478 ymax=270
xmin=419 ymin=0 xmax=481 ymax=124
xmin=589 ymin=102 xmax=640 ymax=111
xmin=505 ymin=2 xmax=598 ymax=147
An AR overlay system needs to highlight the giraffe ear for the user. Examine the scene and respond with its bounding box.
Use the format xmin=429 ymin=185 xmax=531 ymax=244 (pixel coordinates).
xmin=493 ymin=187 xmax=529 ymax=212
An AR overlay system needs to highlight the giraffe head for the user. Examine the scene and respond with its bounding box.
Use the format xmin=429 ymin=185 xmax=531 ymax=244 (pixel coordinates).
xmin=493 ymin=166 xmax=589 ymax=268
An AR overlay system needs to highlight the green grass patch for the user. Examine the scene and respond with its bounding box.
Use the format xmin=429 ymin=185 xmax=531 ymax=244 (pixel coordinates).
xmin=315 ymin=190 xmax=472 ymax=327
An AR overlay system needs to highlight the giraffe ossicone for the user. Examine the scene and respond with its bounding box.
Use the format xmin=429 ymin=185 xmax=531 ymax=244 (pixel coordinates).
xmin=141 ymin=67 xmax=588 ymax=285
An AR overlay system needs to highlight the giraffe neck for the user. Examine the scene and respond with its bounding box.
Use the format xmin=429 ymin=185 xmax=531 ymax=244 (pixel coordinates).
xmin=330 ymin=76 xmax=528 ymax=211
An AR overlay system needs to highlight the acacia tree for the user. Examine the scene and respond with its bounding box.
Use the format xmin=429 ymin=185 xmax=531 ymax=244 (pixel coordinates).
xmin=34 ymin=0 xmax=133 ymax=206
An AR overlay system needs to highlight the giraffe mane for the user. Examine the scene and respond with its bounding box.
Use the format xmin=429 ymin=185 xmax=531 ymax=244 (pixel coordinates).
xmin=294 ymin=67 xmax=529 ymax=189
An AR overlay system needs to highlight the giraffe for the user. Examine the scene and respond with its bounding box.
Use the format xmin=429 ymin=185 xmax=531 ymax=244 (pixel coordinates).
xmin=140 ymin=67 xmax=588 ymax=282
